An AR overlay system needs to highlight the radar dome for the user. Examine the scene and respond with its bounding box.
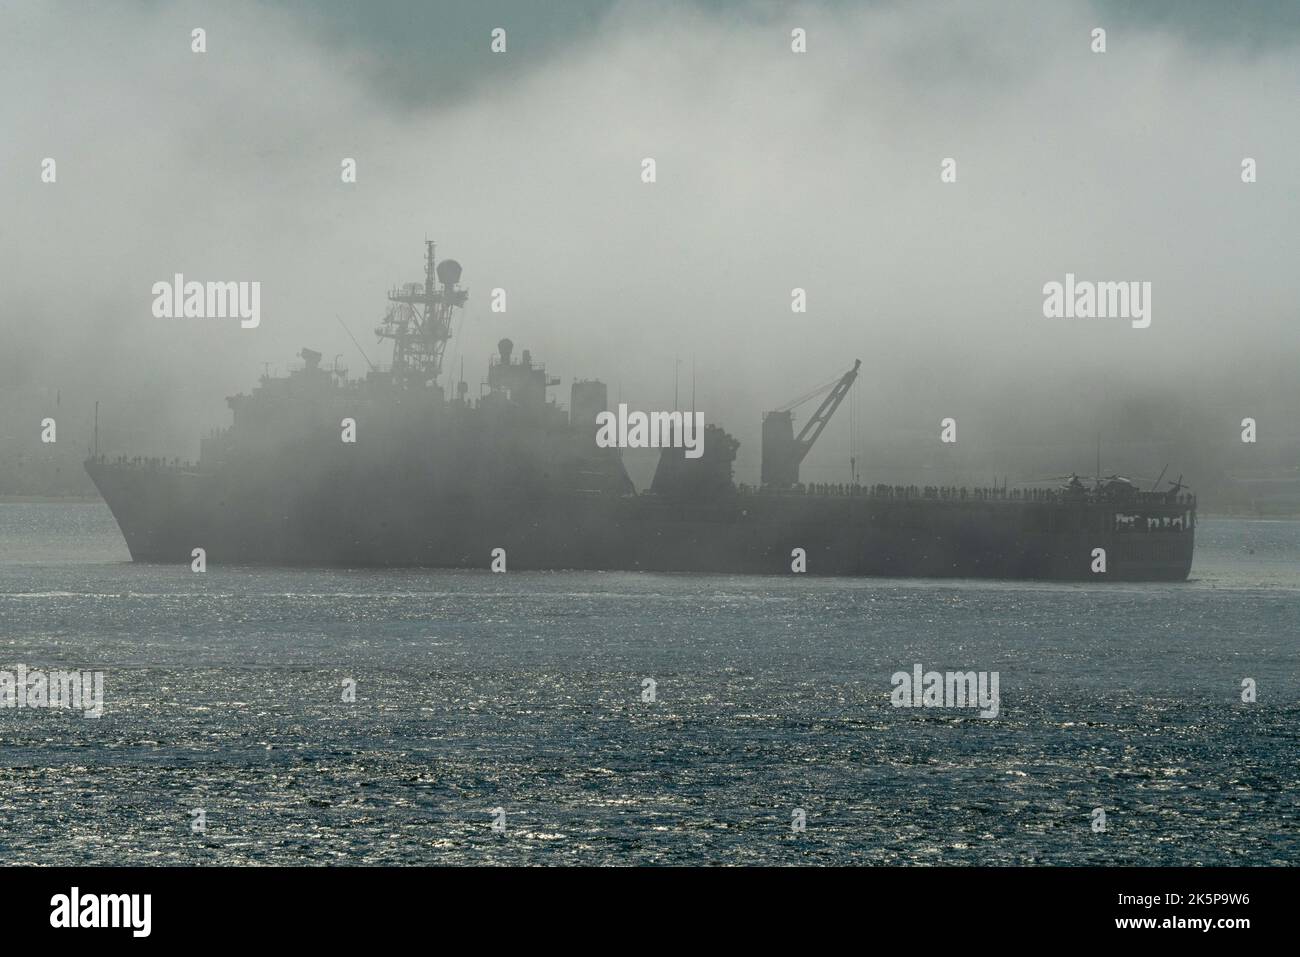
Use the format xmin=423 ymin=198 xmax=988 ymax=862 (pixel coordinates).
xmin=436 ymin=259 xmax=463 ymax=286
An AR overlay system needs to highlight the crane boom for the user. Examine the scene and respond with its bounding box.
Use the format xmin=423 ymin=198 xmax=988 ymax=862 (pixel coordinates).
xmin=760 ymin=359 xmax=861 ymax=488
xmin=792 ymin=359 xmax=860 ymax=465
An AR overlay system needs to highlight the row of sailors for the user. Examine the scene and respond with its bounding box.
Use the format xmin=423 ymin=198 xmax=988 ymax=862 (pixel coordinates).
xmin=763 ymin=483 xmax=1028 ymax=500
xmin=93 ymin=455 xmax=196 ymax=470
xmin=747 ymin=482 xmax=1193 ymax=505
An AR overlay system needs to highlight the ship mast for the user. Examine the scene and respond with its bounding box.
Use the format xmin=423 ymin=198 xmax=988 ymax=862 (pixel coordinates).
xmin=375 ymin=240 xmax=468 ymax=388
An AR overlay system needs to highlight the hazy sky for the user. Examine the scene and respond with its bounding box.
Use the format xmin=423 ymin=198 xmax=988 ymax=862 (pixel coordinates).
xmin=3 ymin=0 xmax=1297 ymax=485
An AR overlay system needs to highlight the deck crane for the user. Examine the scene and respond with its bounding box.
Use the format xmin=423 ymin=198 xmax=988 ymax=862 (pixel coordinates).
xmin=761 ymin=359 xmax=861 ymax=488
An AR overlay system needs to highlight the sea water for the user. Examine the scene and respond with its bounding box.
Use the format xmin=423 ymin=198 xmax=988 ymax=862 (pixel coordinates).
xmin=0 ymin=503 xmax=1295 ymax=864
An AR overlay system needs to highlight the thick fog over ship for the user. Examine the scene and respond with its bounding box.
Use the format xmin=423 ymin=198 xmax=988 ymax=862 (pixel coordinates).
xmin=2 ymin=0 xmax=1298 ymax=505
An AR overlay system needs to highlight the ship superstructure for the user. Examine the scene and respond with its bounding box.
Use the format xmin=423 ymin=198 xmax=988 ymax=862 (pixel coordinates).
xmin=86 ymin=241 xmax=1195 ymax=580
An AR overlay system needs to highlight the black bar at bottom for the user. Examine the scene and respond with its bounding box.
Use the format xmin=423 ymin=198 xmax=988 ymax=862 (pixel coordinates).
xmin=0 ymin=866 xmax=1279 ymax=941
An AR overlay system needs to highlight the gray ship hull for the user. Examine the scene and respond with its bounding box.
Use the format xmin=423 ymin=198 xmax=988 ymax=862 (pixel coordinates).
xmin=86 ymin=460 xmax=1194 ymax=581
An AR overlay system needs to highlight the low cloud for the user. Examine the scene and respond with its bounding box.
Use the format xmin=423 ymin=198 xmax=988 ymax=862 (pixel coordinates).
xmin=1 ymin=0 xmax=1296 ymax=494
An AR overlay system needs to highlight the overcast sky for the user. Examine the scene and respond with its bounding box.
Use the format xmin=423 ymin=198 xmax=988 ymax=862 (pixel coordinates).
xmin=2 ymin=0 xmax=1297 ymax=485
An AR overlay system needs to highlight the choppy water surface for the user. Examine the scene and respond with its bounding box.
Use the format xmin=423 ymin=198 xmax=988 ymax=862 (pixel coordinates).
xmin=0 ymin=504 xmax=1296 ymax=864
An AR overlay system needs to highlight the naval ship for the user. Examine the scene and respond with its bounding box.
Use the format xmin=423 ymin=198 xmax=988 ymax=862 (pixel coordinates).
xmin=86 ymin=242 xmax=1196 ymax=580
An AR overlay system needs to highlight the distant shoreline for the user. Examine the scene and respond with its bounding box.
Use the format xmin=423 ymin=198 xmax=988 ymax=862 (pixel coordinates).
xmin=1 ymin=496 xmax=1297 ymax=520
xmin=1202 ymin=511 xmax=1300 ymax=521
xmin=0 ymin=495 xmax=103 ymax=504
